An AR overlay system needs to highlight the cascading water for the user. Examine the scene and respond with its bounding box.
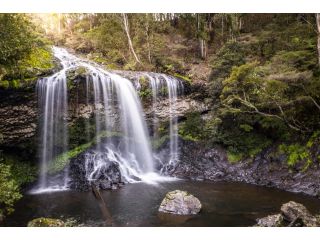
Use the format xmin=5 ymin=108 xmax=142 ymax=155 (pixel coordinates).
xmin=34 ymin=48 xmax=70 ymax=193
xmin=33 ymin=47 xmax=182 ymax=193
xmin=146 ymin=73 xmax=184 ymax=173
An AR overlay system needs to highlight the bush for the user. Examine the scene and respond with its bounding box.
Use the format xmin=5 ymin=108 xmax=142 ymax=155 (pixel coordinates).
xmin=0 ymin=163 xmax=22 ymax=218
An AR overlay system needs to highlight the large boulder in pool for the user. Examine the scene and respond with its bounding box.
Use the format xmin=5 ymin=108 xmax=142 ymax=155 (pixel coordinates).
xmin=27 ymin=218 xmax=65 ymax=227
xmin=280 ymin=201 xmax=318 ymax=227
xmin=159 ymin=190 xmax=201 ymax=215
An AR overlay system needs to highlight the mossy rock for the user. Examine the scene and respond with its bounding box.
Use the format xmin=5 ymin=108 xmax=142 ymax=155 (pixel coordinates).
xmin=27 ymin=217 xmax=65 ymax=227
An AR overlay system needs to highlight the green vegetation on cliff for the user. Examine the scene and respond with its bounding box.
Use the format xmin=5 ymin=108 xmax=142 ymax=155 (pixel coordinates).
xmin=0 ymin=14 xmax=55 ymax=89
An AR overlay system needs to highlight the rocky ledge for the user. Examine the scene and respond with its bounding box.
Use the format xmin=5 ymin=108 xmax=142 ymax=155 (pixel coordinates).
xmin=165 ymin=139 xmax=320 ymax=198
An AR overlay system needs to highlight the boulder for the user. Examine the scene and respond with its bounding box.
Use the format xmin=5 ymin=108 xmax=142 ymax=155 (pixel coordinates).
xmin=280 ymin=201 xmax=318 ymax=227
xmin=159 ymin=190 xmax=201 ymax=215
xmin=27 ymin=218 xmax=65 ymax=227
xmin=256 ymin=214 xmax=284 ymax=227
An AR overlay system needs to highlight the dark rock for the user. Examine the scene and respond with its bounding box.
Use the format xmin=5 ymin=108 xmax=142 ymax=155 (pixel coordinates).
xmin=158 ymin=190 xmax=201 ymax=215
xmin=68 ymin=148 xmax=122 ymax=191
xmin=165 ymin=139 xmax=320 ymax=197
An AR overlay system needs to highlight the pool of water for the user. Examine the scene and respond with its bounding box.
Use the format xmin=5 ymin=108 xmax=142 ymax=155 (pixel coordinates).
xmin=3 ymin=180 xmax=320 ymax=227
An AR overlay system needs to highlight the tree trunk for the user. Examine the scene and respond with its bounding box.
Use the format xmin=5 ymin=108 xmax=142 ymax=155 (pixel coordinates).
xmin=145 ymin=22 xmax=152 ymax=64
xmin=316 ymin=13 xmax=320 ymax=67
xmin=121 ymin=13 xmax=141 ymax=64
xmin=197 ymin=14 xmax=207 ymax=60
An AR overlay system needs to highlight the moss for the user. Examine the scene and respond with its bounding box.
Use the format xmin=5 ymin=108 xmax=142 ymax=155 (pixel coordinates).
xmin=0 ymin=80 xmax=9 ymax=89
xmin=48 ymin=142 xmax=93 ymax=174
xmin=10 ymin=80 xmax=20 ymax=89
xmin=0 ymin=46 xmax=55 ymax=90
xmin=173 ymin=73 xmax=192 ymax=83
xmin=27 ymin=218 xmax=65 ymax=227
xmin=20 ymin=46 xmax=54 ymax=72
xmin=227 ymin=150 xmax=243 ymax=163
xmin=48 ymin=131 xmax=122 ymax=174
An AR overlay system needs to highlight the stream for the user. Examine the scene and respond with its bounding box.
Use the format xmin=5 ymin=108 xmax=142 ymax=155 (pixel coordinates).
xmin=3 ymin=180 xmax=320 ymax=227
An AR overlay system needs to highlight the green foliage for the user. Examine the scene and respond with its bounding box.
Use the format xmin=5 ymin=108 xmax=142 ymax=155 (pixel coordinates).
xmin=138 ymin=88 xmax=152 ymax=100
xmin=0 ymin=14 xmax=35 ymax=65
xmin=0 ymin=162 xmax=22 ymax=218
xmin=3 ymin=154 xmax=37 ymax=186
xmin=279 ymin=144 xmax=311 ymax=168
xmin=227 ymin=150 xmax=243 ymax=163
xmin=178 ymin=112 xmax=205 ymax=141
xmin=209 ymin=41 xmax=246 ymax=98
xmin=277 ymin=131 xmax=319 ymax=170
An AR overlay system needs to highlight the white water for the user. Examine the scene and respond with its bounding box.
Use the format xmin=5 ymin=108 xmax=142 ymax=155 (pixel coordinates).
xmin=146 ymin=73 xmax=184 ymax=173
xmin=33 ymin=47 xmax=183 ymax=193
xmin=34 ymin=48 xmax=70 ymax=193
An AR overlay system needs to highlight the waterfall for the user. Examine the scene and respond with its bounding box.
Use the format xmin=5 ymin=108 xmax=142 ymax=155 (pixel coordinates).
xmin=34 ymin=47 xmax=182 ymax=193
xmin=35 ymin=48 xmax=70 ymax=192
xmin=146 ymin=73 xmax=184 ymax=173
xmin=32 ymin=46 xmax=185 ymax=193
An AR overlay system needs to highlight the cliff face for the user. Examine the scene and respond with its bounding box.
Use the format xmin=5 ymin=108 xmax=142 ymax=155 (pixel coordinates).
xmin=0 ymin=67 xmax=207 ymax=158
xmin=0 ymin=87 xmax=38 ymax=153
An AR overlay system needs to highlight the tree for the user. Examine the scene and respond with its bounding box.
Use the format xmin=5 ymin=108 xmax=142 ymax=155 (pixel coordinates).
xmin=316 ymin=13 xmax=320 ymax=67
xmin=0 ymin=14 xmax=35 ymax=65
xmin=121 ymin=13 xmax=141 ymax=64
xmin=0 ymin=163 xmax=22 ymax=221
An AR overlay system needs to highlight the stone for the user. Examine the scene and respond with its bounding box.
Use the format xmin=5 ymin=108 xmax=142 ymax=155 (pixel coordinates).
xmin=280 ymin=201 xmax=318 ymax=227
xmin=159 ymin=190 xmax=201 ymax=215
xmin=27 ymin=217 xmax=65 ymax=227
xmin=256 ymin=214 xmax=284 ymax=227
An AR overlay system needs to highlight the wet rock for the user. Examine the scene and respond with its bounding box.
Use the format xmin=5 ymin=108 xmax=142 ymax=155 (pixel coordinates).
xmin=167 ymin=139 xmax=320 ymax=197
xmin=280 ymin=201 xmax=318 ymax=227
xmin=27 ymin=218 xmax=65 ymax=227
xmin=159 ymin=190 xmax=201 ymax=215
xmin=255 ymin=201 xmax=320 ymax=227
xmin=256 ymin=214 xmax=284 ymax=227
xmin=68 ymin=147 xmax=122 ymax=191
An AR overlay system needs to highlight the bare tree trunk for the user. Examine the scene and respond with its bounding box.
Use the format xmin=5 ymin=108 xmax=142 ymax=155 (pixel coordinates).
xmin=316 ymin=13 xmax=320 ymax=67
xmin=197 ymin=14 xmax=207 ymax=60
xmin=121 ymin=13 xmax=141 ymax=64
xmin=58 ymin=13 xmax=61 ymax=35
xmin=145 ymin=20 xmax=152 ymax=64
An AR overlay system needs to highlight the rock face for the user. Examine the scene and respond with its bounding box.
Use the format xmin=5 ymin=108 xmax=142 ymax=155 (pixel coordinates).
xmin=68 ymin=142 xmax=123 ymax=191
xmin=256 ymin=201 xmax=320 ymax=227
xmin=158 ymin=190 xmax=201 ymax=215
xmin=0 ymin=89 xmax=37 ymax=148
xmin=167 ymin=139 xmax=320 ymax=197
xmin=27 ymin=218 xmax=65 ymax=227
xmin=280 ymin=201 xmax=318 ymax=227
